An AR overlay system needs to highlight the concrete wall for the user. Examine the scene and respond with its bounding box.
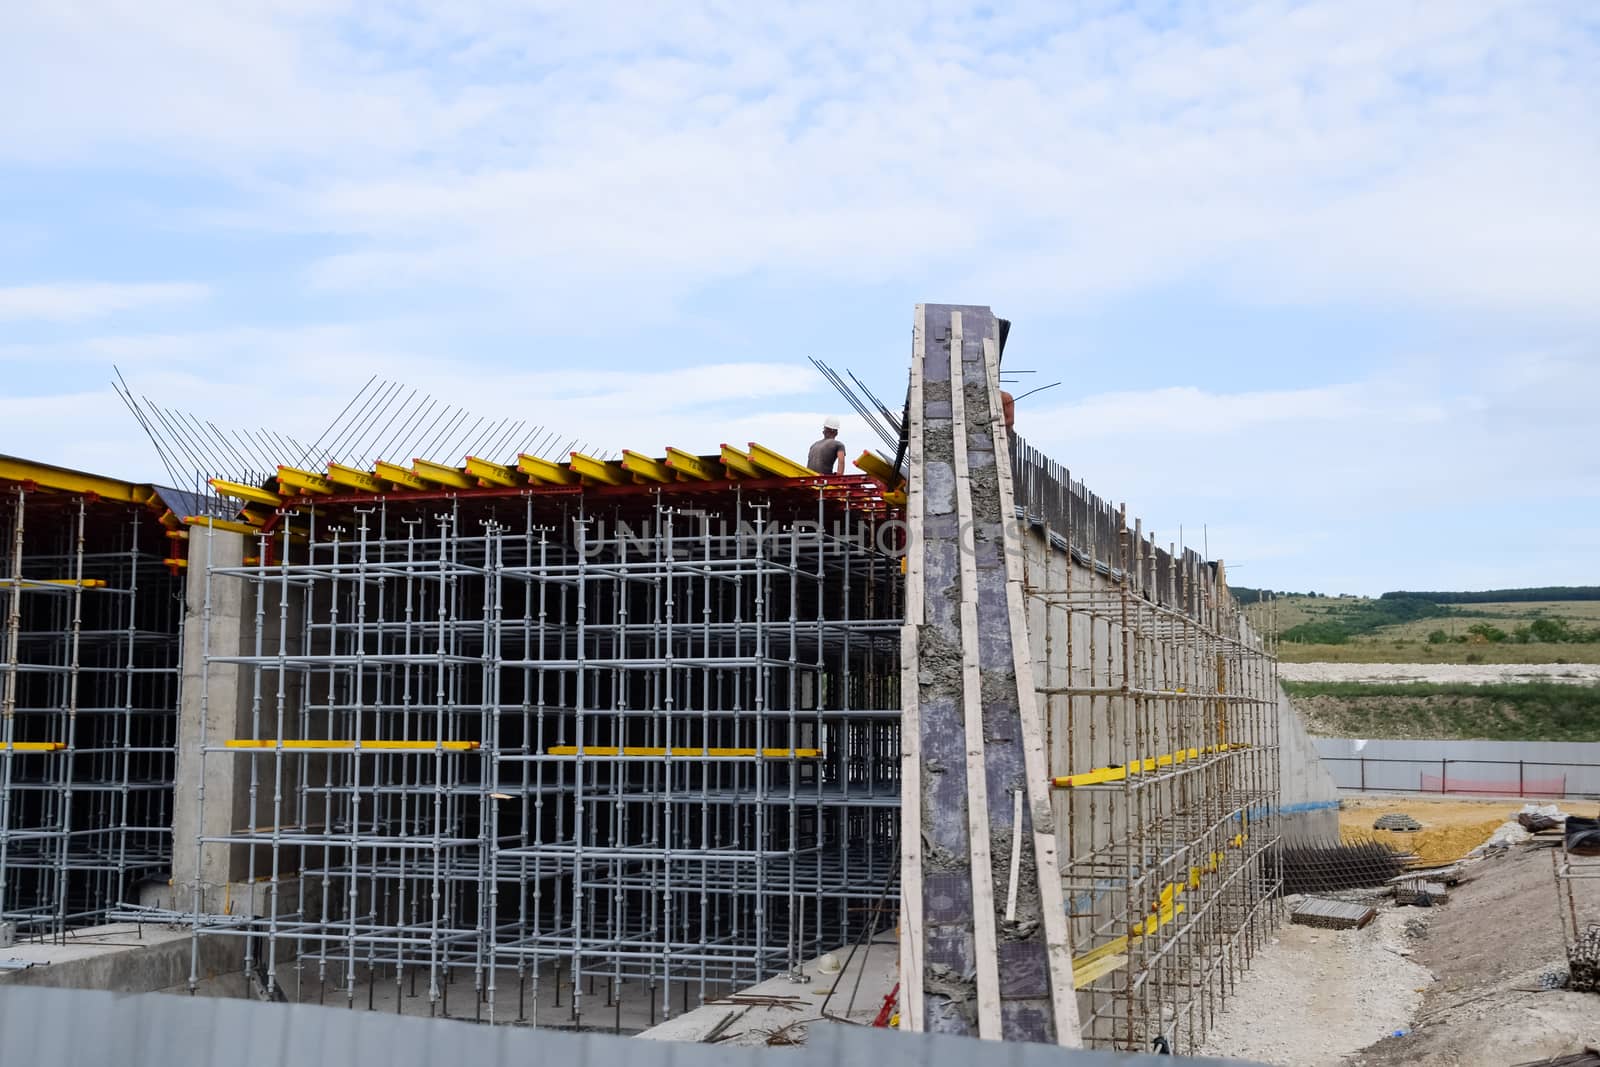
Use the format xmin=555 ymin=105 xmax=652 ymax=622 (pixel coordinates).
xmin=0 ymin=922 xmax=243 ymax=994
xmin=1019 ymin=524 xmax=1344 ymax=857
xmin=1277 ymin=688 xmax=1341 ymax=839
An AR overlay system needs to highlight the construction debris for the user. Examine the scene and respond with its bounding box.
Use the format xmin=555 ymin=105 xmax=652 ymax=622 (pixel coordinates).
xmin=1512 ymin=1047 xmax=1600 ymax=1067
xmin=1569 ymin=925 xmax=1600 ymax=994
xmin=1374 ymin=813 xmax=1423 ymax=832
xmin=1567 ymin=816 xmax=1600 ymax=857
xmin=1393 ymin=880 xmax=1449 ymax=908
xmin=1290 ymin=898 xmax=1378 ymax=931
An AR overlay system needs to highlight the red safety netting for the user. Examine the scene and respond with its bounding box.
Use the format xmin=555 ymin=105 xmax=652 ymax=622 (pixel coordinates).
xmin=1418 ymin=773 xmax=1566 ymax=797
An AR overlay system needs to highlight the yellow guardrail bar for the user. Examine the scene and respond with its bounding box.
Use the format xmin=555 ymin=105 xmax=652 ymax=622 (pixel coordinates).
xmin=546 ymin=746 xmax=820 ymax=759
xmin=1051 ymin=743 xmax=1245 ymax=789
xmin=225 ymin=739 xmax=480 ymax=751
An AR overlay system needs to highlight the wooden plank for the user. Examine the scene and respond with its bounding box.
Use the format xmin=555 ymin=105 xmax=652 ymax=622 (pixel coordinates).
xmin=985 ymin=333 xmax=1082 ymax=1041
xmin=897 ymin=303 xmax=928 ymax=1033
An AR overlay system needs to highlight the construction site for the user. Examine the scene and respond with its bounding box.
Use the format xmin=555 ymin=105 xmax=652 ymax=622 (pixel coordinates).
xmin=0 ymin=304 xmax=1380 ymax=1057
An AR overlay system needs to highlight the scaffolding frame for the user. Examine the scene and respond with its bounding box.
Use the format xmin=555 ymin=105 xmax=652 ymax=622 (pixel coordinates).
xmin=0 ymin=486 xmax=182 ymax=940
xmin=1013 ymin=443 xmax=1281 ymax=1054
xmin=181 ymin=484 xmax=901 ymax=1025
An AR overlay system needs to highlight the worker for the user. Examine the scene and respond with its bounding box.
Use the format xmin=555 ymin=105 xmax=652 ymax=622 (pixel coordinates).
xmin=807 ymin=416 xmax=847 ymax=475
xmin=1000 ymin=390 xmax=1015 ymax=433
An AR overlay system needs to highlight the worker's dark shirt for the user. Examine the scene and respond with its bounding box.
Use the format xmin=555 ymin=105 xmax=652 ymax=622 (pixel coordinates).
xmin=806 ymin=438 xmax=845 ymax=474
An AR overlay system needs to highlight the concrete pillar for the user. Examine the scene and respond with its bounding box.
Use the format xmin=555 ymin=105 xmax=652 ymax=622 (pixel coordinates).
xmin=171 ymin=528 xmax=252 ymax=914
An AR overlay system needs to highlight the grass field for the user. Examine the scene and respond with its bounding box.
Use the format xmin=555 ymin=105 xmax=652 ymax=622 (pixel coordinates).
xmin=1276 ymin=641 xmax=1600 ymax=664
xmin=1247 ymin=595 xmax=1600 ymax=662
xmin=1282 ymin=680 xmax=1600 ymax=740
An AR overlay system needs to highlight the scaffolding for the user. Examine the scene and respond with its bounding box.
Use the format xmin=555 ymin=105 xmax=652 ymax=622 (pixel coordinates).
xmin=182 ymin=481 xmax=901 ymax=1025
xmin=1012 ymin=441 xmax=1282 ymax=1054
xmin=0 ymin=486 xmax=182 ymax=939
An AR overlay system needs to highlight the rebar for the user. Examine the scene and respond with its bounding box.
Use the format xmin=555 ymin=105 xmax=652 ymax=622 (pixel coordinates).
xmin=1011 ymin=438 xmax=1282 ymax=1054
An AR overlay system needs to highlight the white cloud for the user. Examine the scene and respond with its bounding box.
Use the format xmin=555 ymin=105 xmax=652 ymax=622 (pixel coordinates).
xmin=0 ymin=282 xmax=209 ymax=322
xmin=3 ymin=2 xmax=1594 ymax=321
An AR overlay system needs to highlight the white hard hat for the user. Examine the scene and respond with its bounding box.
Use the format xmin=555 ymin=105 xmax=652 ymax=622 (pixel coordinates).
xmin=823 ymin=416 xmax=841 ymax=431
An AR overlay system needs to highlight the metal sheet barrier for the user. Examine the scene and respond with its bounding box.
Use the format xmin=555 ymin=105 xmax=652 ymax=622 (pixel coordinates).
xmin=0 ymin=985 xmax=1263 ymax=1067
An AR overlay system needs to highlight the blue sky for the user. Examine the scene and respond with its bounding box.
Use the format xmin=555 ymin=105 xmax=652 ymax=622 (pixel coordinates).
xmin=2 ymin=1 xmax=1596 ymax=595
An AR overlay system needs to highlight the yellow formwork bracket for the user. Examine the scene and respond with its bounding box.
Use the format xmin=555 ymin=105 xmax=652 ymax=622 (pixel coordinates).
xmin=853 ymin=450 xmax=904 ymax=488
xmin=410 ymin=458 xmax=476 ymax=489
xmin=747 ymin=442 xmax=815 ymax=479
xmin=465 ymin=456 xmax=523 ymax=488
xmin=327 ymin=463 xmax=384 ymax=493
xmin=374 ymin=461 xmax=429 ymax=491
xmin=620 ymin=450 xmax=674 ymax=484
xmin=276 ymin=466 xmax=334 ymax=496
xmin=210 ymin=479 xmax=283 ymax=508
xmin=719 ymin=444 xmax=761 ymax=479
xmin=518 ymin=454 xmax=580 ymax=485
xmin=569 ymin=453 xmax=628 ymax=486
xmin=3 ymin=742 xmax=67 ymax=752
xmin=664 ymin=447 xmax=719 ymax=481
xmin=183 ymin=516 xmax=266 ymax=538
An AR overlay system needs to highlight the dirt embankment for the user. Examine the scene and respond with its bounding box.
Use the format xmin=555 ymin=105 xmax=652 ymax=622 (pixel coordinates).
xmin=1280 ymin=663 xmax=1600 ymax=685
xmin=1198 ymin=797 xmax=1600 ymax=1066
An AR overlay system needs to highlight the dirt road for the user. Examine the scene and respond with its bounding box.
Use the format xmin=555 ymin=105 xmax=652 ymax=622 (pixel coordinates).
xmin=1279 ymin=663 xmax=1600 ymax=684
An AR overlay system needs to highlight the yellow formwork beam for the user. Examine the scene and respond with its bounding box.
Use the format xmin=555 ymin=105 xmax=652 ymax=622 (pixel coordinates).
xmin=327 ymin=463 xmax=384 ymax=493
xmin=276 ymin=466 xmax=334 ymax=496
xmin=2 ymin=742 xmax=67 ymax=752
xmin=465 ymin=456 xmax=523 ymax=488
xmin=183 ymin=516 xmax=264 ymax=538
xmin=546 ymin=746 xmax=821 ymax=759
xmin=884 ymin=489 xmax=907 ymax=508
xmin=620 ymin=450 xmax=674 ymax=484
xmin=569 ymin=452 xmax=628 ymax=486
xmin=1050 ymin=743 xmax=1244 ymax=789
xmin=0 ymin=455 xmax=153 ymax=505
xmin=719 ymin=444 xmax=762 ymax=479
xmin=518 ymin=454 xmax=580 ymax=485
xmin=664 ymin=447 xmax=719 ymax=481
xmin=410 ymin=458 xmax=475 ymax=489
xmin=374 ymin=461 xmax=428 ymax=490
xmin=211 ymin=479 xmax=283 ymax=508
xmin=746 ymin=442 xmax=815 ymax=479
xmin=853 ymin=450 xmax=903 ymax=487
xmin=225 ymin=739 xmax=480 ymax=751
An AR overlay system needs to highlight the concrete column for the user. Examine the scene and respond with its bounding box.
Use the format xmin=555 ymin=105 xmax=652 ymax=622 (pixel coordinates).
xmin=171 ymin=528 xmax=252 ymax=914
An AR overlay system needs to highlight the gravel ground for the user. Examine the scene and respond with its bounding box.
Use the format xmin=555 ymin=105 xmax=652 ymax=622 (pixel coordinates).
xmin=1193 ymin=906 xmax=1432 ymax=1067
xmin=1278 ymin=662 xmax=1600 ymax=685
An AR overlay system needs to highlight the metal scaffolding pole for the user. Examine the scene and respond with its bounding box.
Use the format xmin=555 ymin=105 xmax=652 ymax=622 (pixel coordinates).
xmin=171 ymin=484 xmax=901 ymax=1028
xmin=0 ymin=487 xmax=181 ymax=940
